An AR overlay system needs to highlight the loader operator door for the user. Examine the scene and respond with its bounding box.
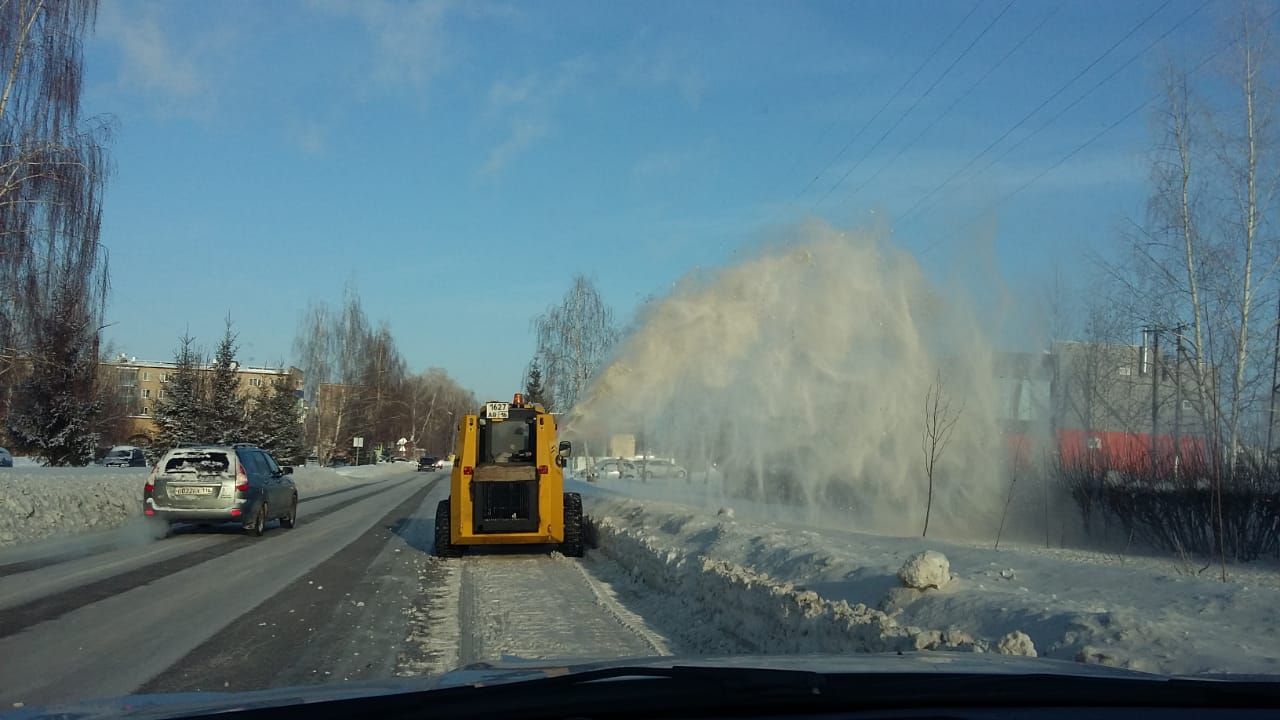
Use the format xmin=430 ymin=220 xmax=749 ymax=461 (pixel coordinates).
xmin=473 ymin=404 xmax=540 ymax=533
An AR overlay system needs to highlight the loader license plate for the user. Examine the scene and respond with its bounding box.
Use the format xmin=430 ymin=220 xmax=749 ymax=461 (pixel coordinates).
xmin=172 ymin=486 xmax=214 ymax=496
xmin=485 ymin=402 xmax=510 ymax=420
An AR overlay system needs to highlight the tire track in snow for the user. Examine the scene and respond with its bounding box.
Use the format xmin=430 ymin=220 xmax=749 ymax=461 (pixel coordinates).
xmin=0 ymin=476 xmax=418 ymax=637
xmin=452 ymin=551 xmax=668 ymax=666
xmin=568 ymin=553 xmax=670 ymax=656
xmin=140 ymin=478 xmax=443 ymax=693
xmin=0 ymin=477 xmax=396 ymax=578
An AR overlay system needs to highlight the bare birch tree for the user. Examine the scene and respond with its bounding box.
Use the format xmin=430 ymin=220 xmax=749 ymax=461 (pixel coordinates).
xmin=532 ymin=274 xmax=618 ymax=412
xmin=293 ymin=288 xmax=370 ymax=462
xmin=401 ymin=368 xmax=474 ymax=454
xmin=1116 ymin=7 xmax=1280 ymax=466
xmin=1195 ymin=6 xmax=1278 ymax=463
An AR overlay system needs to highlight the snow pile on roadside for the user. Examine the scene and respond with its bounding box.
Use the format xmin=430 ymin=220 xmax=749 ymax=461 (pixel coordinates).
xmin=0 ymin=464 xmax=396 ymax=549
xmin=583 ymin=492 xmax=1280 ymax=674
xmin=0 ymin=468 xmax=147 ymax=548
xmin=588 ymin=500 xmax=1031 ymax=658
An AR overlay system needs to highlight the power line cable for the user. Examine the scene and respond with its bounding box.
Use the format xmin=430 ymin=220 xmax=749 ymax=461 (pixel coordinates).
xmin=843 ymin=2 xmax=1063 ymax=206
xmin=914 ymin=3 xmax=1280 ymax=257
xmin=896 ymin=0 xmax=1173 ymax=227
xmin=813 ymin=0 xmax=1018 ymax=209
xmin=789 ymin=0 xmax=983 ymax=206
xmin=759 ymin=22 xmax=918 ymax=210
xmin=964 ymin=0 xmax=1210 ymax=195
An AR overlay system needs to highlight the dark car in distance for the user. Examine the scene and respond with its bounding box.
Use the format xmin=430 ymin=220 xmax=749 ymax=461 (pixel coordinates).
xmin=103 ymin=446 xmax=147 ymax=467
xmin=418 ymin=455 xmax=439 ymax=472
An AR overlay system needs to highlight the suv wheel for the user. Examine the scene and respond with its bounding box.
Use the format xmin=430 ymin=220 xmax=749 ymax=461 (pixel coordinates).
xmin=281 ymin=496 xmax=298 ymax=529
xmin=247 ymin=503 xmax=267 ymax=537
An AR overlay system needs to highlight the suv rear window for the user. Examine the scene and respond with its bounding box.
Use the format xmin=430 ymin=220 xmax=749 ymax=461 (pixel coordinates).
xmin=163 ymin=452 xmax=231 ymax=475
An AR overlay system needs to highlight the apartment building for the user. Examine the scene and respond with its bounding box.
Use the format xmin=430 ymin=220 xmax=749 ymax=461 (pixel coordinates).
xmin=104 ymin=354 xmax=303 ymax=445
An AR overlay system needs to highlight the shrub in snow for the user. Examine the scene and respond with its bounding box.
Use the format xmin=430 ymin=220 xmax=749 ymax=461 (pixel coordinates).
xmin=898 ymin=550 xmax=951 ymax=590
xmin=996 ymin=630 xmax=1037 ymax=657
xmin=716 ymin=507 xmax=735 ymax=519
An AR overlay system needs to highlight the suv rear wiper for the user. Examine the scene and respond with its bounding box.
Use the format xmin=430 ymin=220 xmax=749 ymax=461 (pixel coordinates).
xmin=166 ymin=663 xmax=1280 ymax=720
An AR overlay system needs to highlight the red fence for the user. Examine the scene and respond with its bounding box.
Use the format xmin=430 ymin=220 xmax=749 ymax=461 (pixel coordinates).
xmin=1005 ymin=429 xmax=1207 ymax=473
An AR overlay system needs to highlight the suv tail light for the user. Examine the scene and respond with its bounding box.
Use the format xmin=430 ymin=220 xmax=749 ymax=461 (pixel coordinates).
xmin=144 ymin=465 xmax=157 ymax=495
xmin=236 ymin=464 xmax=249 ymax=492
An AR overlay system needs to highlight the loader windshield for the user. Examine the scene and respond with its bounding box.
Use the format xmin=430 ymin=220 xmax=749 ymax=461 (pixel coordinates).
xmin=478 ymin=408 xmax=537 ymax=464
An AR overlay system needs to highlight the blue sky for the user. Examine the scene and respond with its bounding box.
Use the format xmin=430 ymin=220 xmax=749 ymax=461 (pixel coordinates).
xmin=84 ymin=0 xmax=1222 ymax=400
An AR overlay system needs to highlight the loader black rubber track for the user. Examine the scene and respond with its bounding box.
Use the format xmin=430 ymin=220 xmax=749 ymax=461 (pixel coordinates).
xmin=433 ymin=499 xmax=463 ymax=557
xmin=560 ymin=492 xmax=584 ymax=557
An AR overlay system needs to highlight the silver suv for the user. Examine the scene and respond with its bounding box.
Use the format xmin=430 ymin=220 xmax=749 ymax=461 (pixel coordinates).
xmin=638 ymin=458 xmax=688 ymax=481
xmin=144 ymin=444 xmax=297 ymax=536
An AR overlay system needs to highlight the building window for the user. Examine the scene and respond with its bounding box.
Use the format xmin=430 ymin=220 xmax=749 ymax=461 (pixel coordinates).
xmin=142 ymin=371 xmax=150 ymax=381
xmin=141 ymin=406 xmax=150 ymax=415
xmin=249 ymin=378 xmax=262 ymax=387
xmin=1182 ymin=399 xmax=1192 ymax=410
xmin=141 ymin=389 xmax=151 ymax=399
xmin=159 ymin=389 xmax=166 ymax=399
xmin=1118 ymin=365 xmax=1132 ymax=376
xmin=159 ymin=373 xmax=169 ymax=383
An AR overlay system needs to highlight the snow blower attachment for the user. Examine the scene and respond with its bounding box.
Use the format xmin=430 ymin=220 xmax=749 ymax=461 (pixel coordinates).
xmin=434 ymin=393 xmax=583 ymax=557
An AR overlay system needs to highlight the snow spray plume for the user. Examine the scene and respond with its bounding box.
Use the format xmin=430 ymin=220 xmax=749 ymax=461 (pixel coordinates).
xmin=564 ymin=223 xmax=1007 ymax=539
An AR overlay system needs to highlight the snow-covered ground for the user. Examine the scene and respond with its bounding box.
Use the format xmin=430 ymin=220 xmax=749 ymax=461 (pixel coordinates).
xmin=0 ymin=462 xmax=399 ymax=549
xmin=577 ymin=476 xmax=1280 ymax=676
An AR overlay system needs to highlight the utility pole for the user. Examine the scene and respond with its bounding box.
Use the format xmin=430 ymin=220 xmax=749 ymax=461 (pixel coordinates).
xmin=1174 ymin=325 xmax=1185 ymax=462
xmin=1150 ymin=328 xmax=1160 ymax=467
xmin=1268 ymin=293 xmax=1280 ymax=456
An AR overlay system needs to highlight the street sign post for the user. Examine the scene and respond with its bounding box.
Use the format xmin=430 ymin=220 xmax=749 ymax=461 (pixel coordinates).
xmin=353 ymin=436 xmax=364 ymax=465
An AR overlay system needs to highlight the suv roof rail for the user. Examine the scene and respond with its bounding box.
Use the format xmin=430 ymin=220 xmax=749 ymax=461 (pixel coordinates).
xmin=231 ymin=442 xmax=258 ymax=448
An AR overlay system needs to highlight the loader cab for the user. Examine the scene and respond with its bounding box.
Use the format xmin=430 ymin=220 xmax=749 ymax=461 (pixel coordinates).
xmin=473 ymin=404 xmax=541 ymax=533
xmin=478 ymin=404 xmax=537 ymax=465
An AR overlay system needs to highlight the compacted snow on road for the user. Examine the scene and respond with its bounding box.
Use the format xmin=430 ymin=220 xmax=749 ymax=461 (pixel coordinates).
xmin=0 ymin=465 xmax=674 ymax=710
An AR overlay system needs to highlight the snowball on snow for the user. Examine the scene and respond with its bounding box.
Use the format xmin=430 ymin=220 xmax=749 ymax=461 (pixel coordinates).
xmin=996 ymin=630 xmax=1037 ymax=657
xmin=898 ymin=550 xmax=951 ymax=590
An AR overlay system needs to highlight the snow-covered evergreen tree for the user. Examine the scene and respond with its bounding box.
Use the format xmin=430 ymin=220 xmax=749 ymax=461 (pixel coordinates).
xmin=6 ymin=284 xmax=100 ymax=466
xmin=207 ymin=320 xmax=247 ymax=444
xmin=525 ymin=359 xmax=548 ymax=407
xmin=245 ymin=377 xmax=305 ymax=465
xmin=151 ymin=334 xmax=205 ymax=454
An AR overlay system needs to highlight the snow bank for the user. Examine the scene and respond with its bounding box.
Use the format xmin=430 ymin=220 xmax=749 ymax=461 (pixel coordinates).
xmin=0 ymin=463 xmax=396 ymax=549
xmin=583 ymin=492 xmax=1280 ymax=674
xmin=587 ymin=500 xmax=1029 ymax=658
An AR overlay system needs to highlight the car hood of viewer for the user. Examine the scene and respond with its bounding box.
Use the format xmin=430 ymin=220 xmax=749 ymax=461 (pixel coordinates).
xmin=3 ymin=652 xmax=1235 ymax=720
